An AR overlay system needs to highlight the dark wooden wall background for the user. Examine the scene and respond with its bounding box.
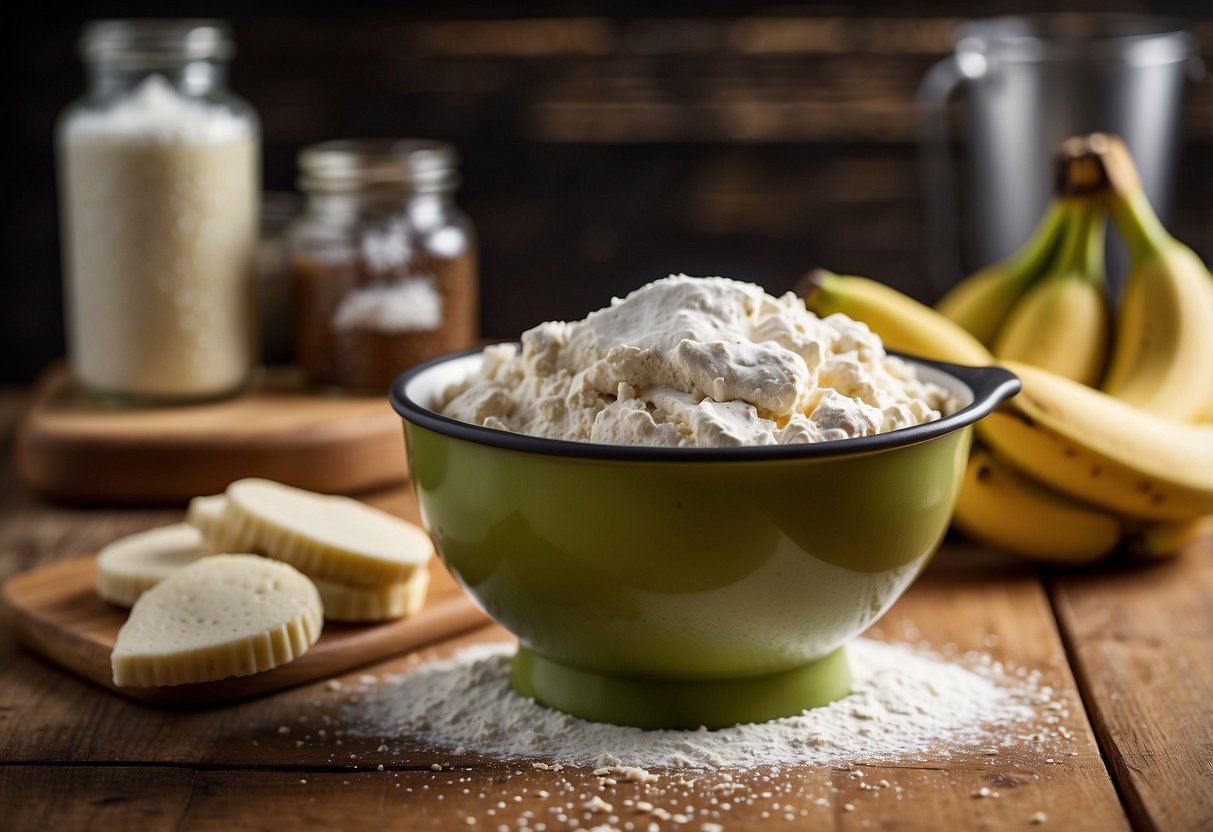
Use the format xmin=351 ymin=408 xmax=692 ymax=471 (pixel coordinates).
xmin=6 ymin=1 xmax=1213 ymax=383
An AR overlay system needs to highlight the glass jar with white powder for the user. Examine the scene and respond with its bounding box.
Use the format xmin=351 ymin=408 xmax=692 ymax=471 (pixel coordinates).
xmin=57 ymin=19 xmax=259 ymax=403
xmin=290 ymin=140 xmax=478 ymax=390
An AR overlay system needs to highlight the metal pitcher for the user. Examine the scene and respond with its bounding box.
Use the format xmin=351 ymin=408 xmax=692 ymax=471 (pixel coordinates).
xmin=919 ymin=14 xmax=1201 ymax=293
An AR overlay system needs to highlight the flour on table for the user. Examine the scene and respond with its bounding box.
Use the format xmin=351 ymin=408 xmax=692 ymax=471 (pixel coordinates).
xmin=344 ymin=639 xmax=1035 ymax=769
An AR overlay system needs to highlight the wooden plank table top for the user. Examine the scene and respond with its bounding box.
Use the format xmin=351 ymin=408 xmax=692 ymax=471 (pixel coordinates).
xmin=0 ymin=387 xmax=1209 ymax=831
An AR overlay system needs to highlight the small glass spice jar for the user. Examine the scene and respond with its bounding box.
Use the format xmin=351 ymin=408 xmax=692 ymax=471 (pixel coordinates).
xmin=289 ymin=140 xmax=478 ymax=390
xmin=255 ymin=191 xmax=302 ymax=365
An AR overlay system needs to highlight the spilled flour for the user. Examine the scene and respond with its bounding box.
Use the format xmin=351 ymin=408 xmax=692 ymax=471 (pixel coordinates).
xmin=344 ymin=639 xmax=1036 ymax=769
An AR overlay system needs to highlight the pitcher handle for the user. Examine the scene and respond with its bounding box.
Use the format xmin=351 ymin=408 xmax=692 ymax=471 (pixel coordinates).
xmin=1189 ymin=55 xmax=1206 ymax=82
xmin=918 ymin=47 xmax=989 ymax=297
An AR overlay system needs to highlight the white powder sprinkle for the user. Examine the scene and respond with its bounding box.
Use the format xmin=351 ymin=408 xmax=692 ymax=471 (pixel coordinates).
xmin=584 ymin=796 xmax=613 ymax=814
xmin=344 ymin=640 xmax=1034 ymax=769
xmin=332 ymin=276 xmax=442 ymax=333
xmin=594 ymin=765 xmax=659 ymax=784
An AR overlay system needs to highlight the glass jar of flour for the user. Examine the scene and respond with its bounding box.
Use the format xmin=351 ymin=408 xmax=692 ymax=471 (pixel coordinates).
xmin=57 ymin=19 xmax=259 ymax=402
xmin=289 ymin=140 xmax=478 ymax=391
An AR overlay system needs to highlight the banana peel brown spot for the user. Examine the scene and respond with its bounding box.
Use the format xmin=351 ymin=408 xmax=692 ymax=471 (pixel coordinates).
xmin=976 ymin=464 xmax=993 ymax=483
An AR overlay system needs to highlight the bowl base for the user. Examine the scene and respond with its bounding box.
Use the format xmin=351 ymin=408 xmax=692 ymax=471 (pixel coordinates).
xmin=509 ymin=646 xmax=851 ymax=730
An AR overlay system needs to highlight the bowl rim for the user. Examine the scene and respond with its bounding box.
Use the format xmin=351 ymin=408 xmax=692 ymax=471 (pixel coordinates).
xmin=390 ymin=346 xmax=1020 ymax=462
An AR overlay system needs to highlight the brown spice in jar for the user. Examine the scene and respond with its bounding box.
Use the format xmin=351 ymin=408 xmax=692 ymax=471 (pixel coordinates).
xmin=294 ymin=246 xmax=477 ymax=390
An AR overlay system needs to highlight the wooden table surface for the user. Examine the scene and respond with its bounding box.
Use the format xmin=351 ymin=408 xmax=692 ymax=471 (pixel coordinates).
xmin=0 ymin=388 xmax=1210 ymax=831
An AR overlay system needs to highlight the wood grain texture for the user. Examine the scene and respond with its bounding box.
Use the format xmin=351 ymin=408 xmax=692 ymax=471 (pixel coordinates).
xmin=158 ymin=763 xmax=1122 ymax=832
xmin=0 ymin=766 xmax=192 ymax=831
xmin=0 ymin=553 xmax=486 ymax=705
xmin=0 ymin=544 xmax=1129 ymax=830
xmin=1048 ymin=535 xmax=1213 ymax=832
xmin=3 ymin=387 xmax=1201 ymax=831
xmin=15 ymin=365 xmax=410 ymax=504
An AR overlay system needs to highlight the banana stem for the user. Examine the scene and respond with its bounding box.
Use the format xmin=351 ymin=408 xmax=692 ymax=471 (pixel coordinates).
xmin=797 ymin=268 xmax=831 ymax=307
xmin=1075 ymin=202 xmax=1107 ymax=283
xmin=1006 ymin=200 xmax=1068 ymax=281
xmin=1078 ymin=132 xmax=1174 ymax=261
xmin=1109 ymin=188 xmax=1173 ymax=262
xmin=1052 ymin=199 xmax=1096 ymax=278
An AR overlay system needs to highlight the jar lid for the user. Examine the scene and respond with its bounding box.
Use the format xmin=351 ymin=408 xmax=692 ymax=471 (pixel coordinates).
xmin=80 ymin=19 xmax=235 ymax=65
xmin=297 ymin=139 xmax=460 ymax=195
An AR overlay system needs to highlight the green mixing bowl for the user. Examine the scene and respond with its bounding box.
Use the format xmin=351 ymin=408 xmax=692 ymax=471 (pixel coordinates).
xmin=391 ymin=350 xmax=1018 ymax=729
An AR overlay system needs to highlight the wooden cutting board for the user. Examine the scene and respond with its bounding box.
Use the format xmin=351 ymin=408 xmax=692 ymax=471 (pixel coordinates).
xmin=0 ymin=553 xmax=487 ymax=705
xmin=16 ymin=364 xmax=410 ymax=504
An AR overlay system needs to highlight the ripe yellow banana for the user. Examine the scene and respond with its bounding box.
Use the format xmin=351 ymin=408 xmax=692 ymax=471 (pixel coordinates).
xmin=992 ymin=200 xmax=1110 ymax=385
xmin=1082 ymin=134 xmax=1213 ymax=422
xmin=953 ymin=447 xmax=1121 ymax=564
xmin=977 ymin=361 xmax=1213 ymax=523
xmin=936 ymin=200 xmax=1069 ymax=346
xmin=1125 ymin=515 xmax=1213 ymax=560
xmin=1189 ymin=280 xmax=1213 ymax=421
xmin=800 ymin=271 xmax=993 ymax=366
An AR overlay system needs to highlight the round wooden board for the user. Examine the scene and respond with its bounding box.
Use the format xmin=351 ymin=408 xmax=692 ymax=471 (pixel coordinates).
xmin=16 ymin=364 xmax=411 ymax=504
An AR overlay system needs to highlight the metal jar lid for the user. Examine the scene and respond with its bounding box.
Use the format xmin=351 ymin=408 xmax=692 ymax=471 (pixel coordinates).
xmin=79 ymin=19 xmax=235 ymax=65
xmin=297 ymin=139 xmax=460 ymax=195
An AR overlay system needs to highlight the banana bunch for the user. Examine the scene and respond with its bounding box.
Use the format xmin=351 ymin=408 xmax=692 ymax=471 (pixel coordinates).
xmin=938 ymin=139 xmax=1113 ymax=385
xmin=802 ymin=133 xmax=1213 ymax=565
xmin=1094 ymin=134 xmax=1213 ymax=422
